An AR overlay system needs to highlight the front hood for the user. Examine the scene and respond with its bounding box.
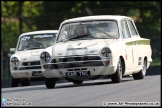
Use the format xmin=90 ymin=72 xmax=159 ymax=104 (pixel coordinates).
xmin=53 ymin=39 xmax=120 ymax=57
xmin=18 ymin=49 xmax=43 ymax=62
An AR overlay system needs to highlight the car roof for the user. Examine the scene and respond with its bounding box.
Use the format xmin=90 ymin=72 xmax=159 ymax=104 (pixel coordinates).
xmin=61 ymin=15 xmax=132 ymax=25
xmin=20 ymin=30 xmax=58 ymax=37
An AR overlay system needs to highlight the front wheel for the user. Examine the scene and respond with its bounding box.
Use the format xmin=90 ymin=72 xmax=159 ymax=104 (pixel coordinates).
xmin=133 ymin=60 xmax=146 ymax=80
xmin=111 ymin=58 xmax=123 ymax=83
xmin=45 ymin=77 xmax=56 ymax=89
xmin=10 ymin=75 xmax=19 ymax=87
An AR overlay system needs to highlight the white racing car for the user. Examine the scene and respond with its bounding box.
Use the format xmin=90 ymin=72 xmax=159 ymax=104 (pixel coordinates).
xmin=40 ymin=15 xmax=152 ymax=89
xmin=10 ymin=30 xmax=58 ymax=87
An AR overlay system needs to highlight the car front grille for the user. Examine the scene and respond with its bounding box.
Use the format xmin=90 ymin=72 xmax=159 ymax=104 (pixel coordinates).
xmin=50 ymin=61 xmax=104 ymax=69
xmin=51 ymin=56 xmax=101 ymax=63
xmin=20 ymin=61 xmax=41 ymax=70
xmin=19 ymin=66 xmax=41 ymax=70
xmin=22 ymin=61 xmax=41 ymax=66
xmin=49 ymin=56 xmax=104 ymax=69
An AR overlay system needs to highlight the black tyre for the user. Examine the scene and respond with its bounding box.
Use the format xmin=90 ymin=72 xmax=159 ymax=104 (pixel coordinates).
xmin=133 ymin=60 xmax=146 ymax=80
xmin=21 ymin=80 xmax=30 ymax=86
xmin=45 ymin=77 xmax=56 ymax=89
xmin=72 ymin=80 xmax=83 ymax=85
xmin=10 ymin=75 xmax=19 ymax=87
xmin=111 ymin=58 xmax=123 ymax=83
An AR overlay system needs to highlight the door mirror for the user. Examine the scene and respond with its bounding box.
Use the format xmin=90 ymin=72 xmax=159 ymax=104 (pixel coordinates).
xmin=10 ymin=48 xmax=16 ymax=52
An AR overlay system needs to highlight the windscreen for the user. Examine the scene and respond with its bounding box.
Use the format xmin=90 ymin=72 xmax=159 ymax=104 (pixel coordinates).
xmin=17 ymin=33 xmax=57 ymax=51
xmin=57 ymin=20 xmax=119 ymax=42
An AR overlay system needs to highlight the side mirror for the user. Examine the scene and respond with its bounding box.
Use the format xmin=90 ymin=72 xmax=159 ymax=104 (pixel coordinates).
xmin=10 ymin=48 xmax=16 ymax=52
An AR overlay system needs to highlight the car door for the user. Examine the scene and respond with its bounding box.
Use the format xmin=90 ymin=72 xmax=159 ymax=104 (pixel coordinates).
xmin=121 ymin=19 xmax=134 ymax=71
xmin=127 ymin=19 xmax=140 ymax=70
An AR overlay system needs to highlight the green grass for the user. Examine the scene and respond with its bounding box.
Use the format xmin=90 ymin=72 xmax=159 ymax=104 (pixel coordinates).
xmin=150 ymin=58 xmax=161 ymax=66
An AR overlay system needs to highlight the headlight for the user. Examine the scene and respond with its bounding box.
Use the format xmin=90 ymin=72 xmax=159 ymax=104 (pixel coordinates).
xmin=11 ymin=57 xmax=19 ymax=66
xmin=101 ymin=47 xmax=111 ymax=58
xmin=40 ymin=52 xmax=52 ymax=63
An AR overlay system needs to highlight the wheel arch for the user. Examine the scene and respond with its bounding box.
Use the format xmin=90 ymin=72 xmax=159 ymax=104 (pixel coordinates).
xmin=119 ymin=56 xmax=125 ymax=76
xmin=144 ymin=56 xmax=148 ymax=68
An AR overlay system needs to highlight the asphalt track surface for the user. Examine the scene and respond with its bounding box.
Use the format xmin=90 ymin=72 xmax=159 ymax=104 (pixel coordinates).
xmin=1 ymin=74 xmax=161 ymax=107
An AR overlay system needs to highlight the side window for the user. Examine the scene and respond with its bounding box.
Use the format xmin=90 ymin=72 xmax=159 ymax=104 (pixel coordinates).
xmin=121 ymin=20 xmax=131 ymax=39
xmin=127 ymin=20 xmax=138 ymax=36
xmin=57 ymin=26 xmax=66 ymax=42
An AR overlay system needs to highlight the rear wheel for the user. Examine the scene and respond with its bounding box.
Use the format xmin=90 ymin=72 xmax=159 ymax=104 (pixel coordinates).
xmin=45 ymin=77 xmax=56 ymax=89
xmin=111 ymin=58 xmax=123 ymax=83
xmin=133 ymin=60 xmax=146 ymax=80
xmin=10 ymin=75 xmax=19 ymax=87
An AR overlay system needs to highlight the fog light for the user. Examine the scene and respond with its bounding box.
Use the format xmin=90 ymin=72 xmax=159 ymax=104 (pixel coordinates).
xmin=103 ymin=61 xmax=110 ymax=66
xmin=43 ymin=65 xmax=51 ymax=69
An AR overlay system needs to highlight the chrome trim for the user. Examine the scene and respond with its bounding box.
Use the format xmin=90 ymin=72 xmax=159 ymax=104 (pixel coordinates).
xmin=40 ymin=51 xmax=53 ymax=63
xmin=46 ymin=59 xmax=110 ymax=65
xmin=56 ymin=55 xmax=101 ymax=58
xmin=100 ymin=47 xmax=111 ymax=59
xmin=20 ymin=65 xmax=41 ymax=67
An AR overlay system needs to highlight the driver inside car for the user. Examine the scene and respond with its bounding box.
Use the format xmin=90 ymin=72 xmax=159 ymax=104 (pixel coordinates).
xmin=75 ymin=27 xmax=86 ymax=36
xmin=24 ymin=38 xmax=44 ymax=49
xmin=24 ymin=39 xmax=35 ymax=49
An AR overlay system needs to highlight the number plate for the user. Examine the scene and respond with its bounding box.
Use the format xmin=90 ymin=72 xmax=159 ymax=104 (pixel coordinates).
xmin=32 ymin=71 xmax=43 ymax=76
xmin=66 ymin=71 xmax=90 ymax=77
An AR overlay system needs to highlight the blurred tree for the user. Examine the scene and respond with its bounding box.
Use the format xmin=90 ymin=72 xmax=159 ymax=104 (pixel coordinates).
xmin=1 ymin=1 xmax=161 ymax=56
xmin=1 ymin=1 xmax=19 ymax=49
xmin=155 ymin=1 xmax=161 ymax=14
xmin=35 ymin=1 xmax=160 ymax=33
xmin=1 ymin=20 xmax=19 ymax=49
xmin=1 ymin=1 xmax=44 ymax=50
xmin=18 ymin=1 xmax=24 ymax=34
xmin=42 ymin=1 xmax=75 ymax=14
xmin=34 ymin=1 xmax=160 ymax=60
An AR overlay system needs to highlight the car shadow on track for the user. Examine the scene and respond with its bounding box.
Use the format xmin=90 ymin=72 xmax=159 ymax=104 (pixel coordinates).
xmin=2 ymin=72 xmax=159 ymax=93
xmin=2 ymin=77 xmax=134 ymax=93
xmin=1 ymin=66 xmax=160 ymax=89
xmin=56 ymin=77 xmax=136 ymax=89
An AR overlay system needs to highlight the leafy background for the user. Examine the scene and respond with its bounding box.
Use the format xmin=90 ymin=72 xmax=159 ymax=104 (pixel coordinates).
xmin=1 ymin=1 xmax=161 ymax=62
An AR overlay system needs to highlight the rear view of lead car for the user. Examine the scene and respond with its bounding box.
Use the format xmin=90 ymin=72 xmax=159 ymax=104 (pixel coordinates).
xmin=40 ymin=15 xmax=152 ymax=89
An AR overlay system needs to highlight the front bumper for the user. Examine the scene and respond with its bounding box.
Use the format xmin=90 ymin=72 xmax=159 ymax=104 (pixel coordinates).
xmin=41 ymin=55 xmax=117 ymax=78
xmin=11 ymin=61 xmax=43 ymax=79
xmin=11 ymin=69 xmax=43 ymax=79
xmin=42 ymin=65 xmax=116 ymax=78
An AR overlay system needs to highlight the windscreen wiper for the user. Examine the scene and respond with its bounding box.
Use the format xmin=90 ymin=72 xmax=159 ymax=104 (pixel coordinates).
xmin=63 ymin=35 xmax=89 ymax=42
xmin=24 ymin=47 xmax=43 ymax=50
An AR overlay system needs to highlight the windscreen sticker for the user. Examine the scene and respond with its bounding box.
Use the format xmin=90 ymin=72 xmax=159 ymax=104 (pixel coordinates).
xmin=81 ymin=21 xmax=100 ymax=25
xmin=34 ymin=35 xmax=53 ymax=38
xmin=20 ymin=36 xmax=30 ymax=41
xmin=20 ymin=34 xmax=54 ymax=41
